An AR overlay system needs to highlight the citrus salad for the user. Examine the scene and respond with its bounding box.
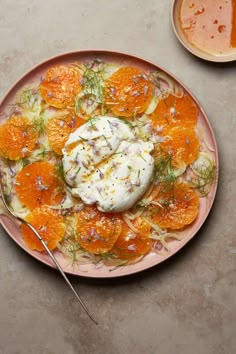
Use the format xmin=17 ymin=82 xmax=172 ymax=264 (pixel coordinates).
xmin=0 ymin=59 xmax=216 ymax=267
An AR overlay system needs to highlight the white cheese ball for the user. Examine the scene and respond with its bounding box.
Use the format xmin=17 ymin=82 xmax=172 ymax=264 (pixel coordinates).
xmin=62 ymin=116 xmax=154 ymax=212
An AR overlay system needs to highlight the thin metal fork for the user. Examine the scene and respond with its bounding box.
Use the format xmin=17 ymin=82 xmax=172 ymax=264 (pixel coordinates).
xmin=0 ymin=183 xmax=98 ymax=325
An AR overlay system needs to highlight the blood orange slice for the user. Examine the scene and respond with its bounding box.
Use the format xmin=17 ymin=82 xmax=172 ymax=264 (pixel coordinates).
xmin=0 ymin=116 xmax=38 ymax=161
xmin=76 ymin=206 xmax=122 ymax=254
xmin=151 ymin=93 xmax=198 ymax=132
xmin=15 ymin=161 xmax=65 ymax=209
xmin=104 ymin=67 xmax=153 ymax=117
xmin=148 ymin=183 xmax=199 ymax=229
xmin=160 ymin=126 xmax=200 ymax=165
xmin=47 ymin=113 xmax=85 ymax=154
xmin=40 ymin=65 xmax=81 ymax=109
xmin=111 ymin=217 xmax=152 ymax=260
xmin=21 ymin=206 xmax=65 ymax=251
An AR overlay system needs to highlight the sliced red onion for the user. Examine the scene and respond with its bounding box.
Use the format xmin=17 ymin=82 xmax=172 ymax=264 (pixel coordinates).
xmin=68 ymin=116 xmax=76 ymax=128
xmin=36 ymin=176 xmax=49 ymax=191
xmin=156 ymin=125 xmax=164 ymax=133
xmin=90 ymin=227 xmax=95 ymax=237
xmin=88 ymin=140 xmax=95 ymax=147
xmin=127 ymin=244 xmax=137 ymax=251
xmin=73 ymin=203 xmax=84 ymax=212
xmin=9 ymin=166 xmax=16 ymax=177
xmin=97 ymin=170 xmax=104 ymax=179
xmin=143 ymin=85 xmax=149 ymax=95
xmin=96 ymin=185 xmax=103 ymax=194
xmin=52 ymin=77 xmax=59 ymax=83
xmin=155 ymin=242 xmax=163 ymax=251
xmin=132 ymin=90 xmax=140 ymax=97
xmin=156 ymin=136 xmax=167 ymax=143
xmin=110 ymin=87 xmax=116 ymax=95
xmin=82 ymin=161 xmax=89 ymax=169
xmin=21 ymin=147 xmax=28 ymax=155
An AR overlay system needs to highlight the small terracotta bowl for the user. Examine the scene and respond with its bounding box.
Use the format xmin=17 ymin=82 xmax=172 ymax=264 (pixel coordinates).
xmin=171 ymin=0 xmax=236 ymax=62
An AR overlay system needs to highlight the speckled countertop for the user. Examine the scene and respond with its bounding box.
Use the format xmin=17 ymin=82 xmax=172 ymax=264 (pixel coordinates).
xmin=0 ymin=1 xmax=235 ymax=353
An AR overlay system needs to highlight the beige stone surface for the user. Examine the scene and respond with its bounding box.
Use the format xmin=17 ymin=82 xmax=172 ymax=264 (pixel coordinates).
xmin=0 ymin=0 xmax=235 ymax=353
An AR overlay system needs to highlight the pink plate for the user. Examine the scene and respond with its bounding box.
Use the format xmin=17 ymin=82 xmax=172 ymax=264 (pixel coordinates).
xmin=0 ymin=50 xmax=219 ymax=278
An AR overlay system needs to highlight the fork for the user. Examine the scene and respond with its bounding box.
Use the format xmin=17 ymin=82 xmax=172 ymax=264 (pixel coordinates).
xmin=0 ymin=182 xmax=98 ymax=325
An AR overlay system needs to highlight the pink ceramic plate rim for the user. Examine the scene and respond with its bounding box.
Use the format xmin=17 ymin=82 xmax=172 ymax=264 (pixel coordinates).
xmin=171 ymin=0 xmax=236 ymax=63
xmin=0 ymin=50 xmax=219 ymax=278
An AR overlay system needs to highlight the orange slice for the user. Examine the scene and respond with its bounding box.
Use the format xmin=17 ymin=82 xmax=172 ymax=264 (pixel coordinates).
xmin=151 ymin=93 xmax=198 ymax=132
xmin=15 ymin=161 xmax=65 ymax=209
xmin=40 ymin=65 xmax=81 ymax=108
xmin=148 ymin=183 xmax=199 ymax=229
xmin=47 ymin=113 xmax=85 ymax=154
xmin=0 ymin=116 xmax=38 ymax=161
xmin=160 ymin=126 xmax=200 ymax=165
xmin=131 ymin=217 xmax=152 ymax=236
xmin=104 ymin=66 xmax=153 ymax=117
xmin=111 ymin=217 xmax=152 ymax=260
xmin=21 ymin=206 xmax=66 ymax=251
xmin=76 ymin=206 xmax=122 ymax=254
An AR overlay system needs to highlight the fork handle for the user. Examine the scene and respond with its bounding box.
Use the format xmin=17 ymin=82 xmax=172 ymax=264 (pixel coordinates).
xmin=20 ymin=219 xmax=98 ymax=325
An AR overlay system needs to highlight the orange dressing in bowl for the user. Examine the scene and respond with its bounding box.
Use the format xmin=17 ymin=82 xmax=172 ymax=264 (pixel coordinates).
xmin=179 ymin=0 xmax=236 ymax=56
